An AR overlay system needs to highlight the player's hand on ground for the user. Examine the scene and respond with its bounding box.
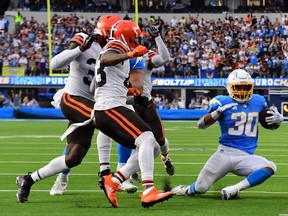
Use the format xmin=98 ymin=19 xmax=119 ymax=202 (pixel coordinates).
xmin=266 ymin=106 xmax=284 ymax=125
xmin=217 ymin=103 xmax=238 ymax=114
xmin=127 ymin=45 xmax=148 ymax=58
xmin=80 ymin=36 xmax=95 ymax=52
xmin=147 ymin=25 xmax=159 ymax=38
xmin=127 ymin=87 xmax=141 ymax=97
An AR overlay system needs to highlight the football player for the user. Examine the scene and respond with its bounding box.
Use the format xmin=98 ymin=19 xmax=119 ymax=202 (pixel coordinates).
xmin=116 ymin=25 xmax=175 ymax=177
xmin=50 ymin=14 xmax=140 ymax=195
xmin=93 ymin=20 xmax=174 ymax=208
xmin=172 ymin=69 xmax=283 ymax=200
xmin=15 ymin=14 xmax=124 ymax=203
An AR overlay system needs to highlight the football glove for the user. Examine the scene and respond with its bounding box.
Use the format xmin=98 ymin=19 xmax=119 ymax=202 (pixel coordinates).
xmin=266 ymin=106 xmax=284 ymax=125
xmin=127 ymin=45 xmax=148 ymax=58
xmin=147 ymin=25 xmax=159 ymax=38
xmin=217 ymin=103 xmax=238 ymax=114
xmin=80 ymin=35 xmax=95 ymax=52
xmin=211 ymin=103 xmax=238 ymax=120
xmin=127 ymin=87 xmax=141 ymax=97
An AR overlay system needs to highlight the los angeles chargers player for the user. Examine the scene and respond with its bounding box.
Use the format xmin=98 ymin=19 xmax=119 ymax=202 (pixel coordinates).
xmin=172 ymin=69 xmax=284 ymax=200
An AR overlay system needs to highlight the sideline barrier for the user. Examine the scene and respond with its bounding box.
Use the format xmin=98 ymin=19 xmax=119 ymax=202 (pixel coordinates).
xmin=0 ymin=108 xmax=208 ymax=120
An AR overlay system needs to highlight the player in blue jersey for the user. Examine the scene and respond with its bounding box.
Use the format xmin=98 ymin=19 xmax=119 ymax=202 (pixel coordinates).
xmin=172 ymin=69 xmax=284 ymax=200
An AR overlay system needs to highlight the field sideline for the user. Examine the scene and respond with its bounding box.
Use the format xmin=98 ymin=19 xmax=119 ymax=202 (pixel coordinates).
xmin=0 ymin=120 xmax=288 ymax=216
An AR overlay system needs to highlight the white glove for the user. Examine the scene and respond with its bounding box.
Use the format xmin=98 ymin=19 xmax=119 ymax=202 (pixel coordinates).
xmin=266 ymin=106 xmax=284 ymax=125
xmin=211 ymin=103 xmax=238 ymax=119
xmin=217 ymin=103 xmax=238 ymax=114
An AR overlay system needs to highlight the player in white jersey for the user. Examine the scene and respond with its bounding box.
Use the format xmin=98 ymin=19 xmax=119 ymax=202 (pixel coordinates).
xmin=93 ymin=20 xmax=174 ymax=208
xmin=15 ymin=14 xmax=123 ymax=203
xmin=116 ymin=25 xmax=175 ymax=176
xmin=172 ymin=69 xmax=283 ymax=200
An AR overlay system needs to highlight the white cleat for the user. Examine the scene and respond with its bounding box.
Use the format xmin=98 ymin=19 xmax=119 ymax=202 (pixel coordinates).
xmin=220 ymin=186 xmax=239 ymax=200
xmin=119 ymin=180 xmax=138 ymax=194
xmin=171 ymin=185 xmax=191 ymax=196
xmin=50 ymin=176 xmax=68 ymax=196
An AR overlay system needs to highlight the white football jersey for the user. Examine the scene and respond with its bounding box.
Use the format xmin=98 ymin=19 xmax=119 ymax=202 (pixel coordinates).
xmin=94 ymin=40 xmax=130 ymax=110
xmin=64 ymin=32 xmax=102 ymax=101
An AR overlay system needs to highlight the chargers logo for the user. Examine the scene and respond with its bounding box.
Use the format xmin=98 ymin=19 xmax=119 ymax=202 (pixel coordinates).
xmin=152 ymin=79 xmax=159 ymax=85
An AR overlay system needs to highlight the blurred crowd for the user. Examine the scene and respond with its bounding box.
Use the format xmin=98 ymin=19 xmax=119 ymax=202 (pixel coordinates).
xmin=14 ymin=0 xmax=286 ymax=14
xmin=0 ymin=89 xmax=40 ymax=108
xmin=152 ymin=93 xmax=210 ymax=110
xmin=1 ymin=11 xmax=288 ymax=78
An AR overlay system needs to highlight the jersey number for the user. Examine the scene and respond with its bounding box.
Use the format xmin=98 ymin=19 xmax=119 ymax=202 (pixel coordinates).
xmin=228 ymin=112 xmax=258 ymax=137
xmin=83 ymin=58 xmax=96 ymax=86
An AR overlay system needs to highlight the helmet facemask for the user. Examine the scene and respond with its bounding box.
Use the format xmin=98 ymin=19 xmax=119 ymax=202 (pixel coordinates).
xmin=227 ymin=82 xmax=254 ymax=103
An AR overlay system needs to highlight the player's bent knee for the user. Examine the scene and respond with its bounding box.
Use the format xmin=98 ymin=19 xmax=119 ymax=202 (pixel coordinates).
xmin=195 ymin=183 xmax=209 ymax=194
xmin=135 ymin=131 xmax=157 ymax=148
xmin=266 ymin=161 xmax=277 ymax=174
xmin=65 ymin=156 xmax=83 ymax=168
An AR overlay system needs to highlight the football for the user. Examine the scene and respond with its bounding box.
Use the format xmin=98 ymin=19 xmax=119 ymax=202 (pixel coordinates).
xmin=259 ymin=108 xmax=280 ymax=130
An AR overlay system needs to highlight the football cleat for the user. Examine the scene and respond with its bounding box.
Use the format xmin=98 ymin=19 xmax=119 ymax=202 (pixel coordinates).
xmin=98 ymin=169 xmax=112 ymax=189
xmin=102 ymin=174 xmax=120 ymax=208
xmin=16 ymin=175 xmax=33 ymax=203
xmin=119 ymin=180 xmax=138 ymax=194
xmin=50 ymin=175 xmax=69 ymax=196
xmin=129 ymin=173 xmax=140 ymax=183
xmin=140 ymin=187 xmax=174 ymax=208
xmin=220 ymin=185 xmax=239 ymax=200
xmin=171 ymin=185 xmax=191 ymax=196
xmin=162 ymin=156 xmax=175 ymax=176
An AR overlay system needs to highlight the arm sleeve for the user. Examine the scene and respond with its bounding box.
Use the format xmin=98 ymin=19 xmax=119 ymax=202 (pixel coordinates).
xmin=151 ymin=36 xmax=170 ymax=67
xmin=50 ymin=47 xmax=82 ymax=70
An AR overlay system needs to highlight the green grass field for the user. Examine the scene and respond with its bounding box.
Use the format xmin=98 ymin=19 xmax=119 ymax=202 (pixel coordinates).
xmin=1 ymin=120 xmax=288 ymax=216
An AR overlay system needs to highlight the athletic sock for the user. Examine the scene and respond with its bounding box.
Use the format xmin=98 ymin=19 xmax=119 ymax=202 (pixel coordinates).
xmin=31 ymin=155 xmax=68 ymax=182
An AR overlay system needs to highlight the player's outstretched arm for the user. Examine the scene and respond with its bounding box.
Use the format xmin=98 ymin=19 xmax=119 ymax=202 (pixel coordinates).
xmin=152 ymin=36 xmax=170 ymax=66
xmin=100 ymin=45 xmax=148 ymax=66
xmin=100 ymin=50 xmax=130 ymax=66
xmin=148 ymin=26 xmax=170 ymax=67
xmin=197 ymin=103 xmax=238 ymax=129
xmin=50 ymin=43 xmax=82 ymax=70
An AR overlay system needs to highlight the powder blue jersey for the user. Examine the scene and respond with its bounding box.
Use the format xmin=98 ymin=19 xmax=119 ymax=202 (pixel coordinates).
xmin=130 ymin=57 xmax=145 ymax=70
xmin=208 ymin=94 xmax=267 ymax=154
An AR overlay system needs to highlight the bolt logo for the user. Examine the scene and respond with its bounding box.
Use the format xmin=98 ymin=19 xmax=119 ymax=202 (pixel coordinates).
xmin=152 ymin=78 xmax=195 ymax=86
xmin=282 ymin=102 xmax=288 ymax=119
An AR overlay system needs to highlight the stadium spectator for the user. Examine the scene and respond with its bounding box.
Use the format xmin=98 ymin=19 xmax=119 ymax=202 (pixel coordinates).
xmin=0 ymin=91 xmax=12 ymax=108
xmin=201 ymin=96 xmax=210 ymax=110
xmin=21 ymin=96 xmax=40 ymax=108
xmin=188 ymin=98 xmax=196 ymax=109
xmin=123 ymin=13 xmax=130 ymax=20
xmin=153 ymin=93 xmax=162 ymax=104
xmin=14 ymin=11 xmax=22 ymax=34
xmin=0 ymin=14 xmax=9 ymax=33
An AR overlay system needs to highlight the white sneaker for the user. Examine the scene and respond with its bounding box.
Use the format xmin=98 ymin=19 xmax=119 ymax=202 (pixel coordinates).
xmin=220 ymin=185 xmax=239 ymax=200
xmin=171 ymin=185 xmax=191 ymax=196
xmin=50 ymin=176 xmax=68 ymax=196
xmin=119 ymin=180 xmax=138 ymax=194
